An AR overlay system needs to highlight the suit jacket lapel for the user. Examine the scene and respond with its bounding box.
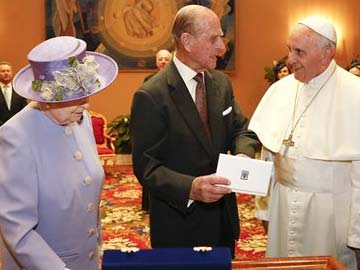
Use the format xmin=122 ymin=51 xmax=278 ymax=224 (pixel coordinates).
xmin=10 ymin=88 xmax=20 ymax=112
xmin=0 ymin=87 xmax=9 ymax=112
xmin=167 ymin=63 xmax=214 ymax=158
xmin=205 ymin=71 xmax=224 ymax=153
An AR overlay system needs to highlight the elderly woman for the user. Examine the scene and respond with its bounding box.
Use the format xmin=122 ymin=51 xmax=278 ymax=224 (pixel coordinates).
xmin=0 ymin=36 xmax=117 ymax=270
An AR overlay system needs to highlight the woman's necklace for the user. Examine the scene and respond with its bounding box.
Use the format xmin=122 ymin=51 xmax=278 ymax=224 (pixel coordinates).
xmin=282 ymin=65 xmax=337 ymax=154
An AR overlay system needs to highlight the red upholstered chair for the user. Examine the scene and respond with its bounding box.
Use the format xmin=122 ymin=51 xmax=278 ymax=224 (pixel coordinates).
xmin=89 ymin=110 xmax=117 ymax=173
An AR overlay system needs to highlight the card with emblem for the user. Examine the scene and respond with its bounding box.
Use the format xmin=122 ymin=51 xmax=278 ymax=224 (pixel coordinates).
xmin=216 ymin=154 xmax=273 ymax=196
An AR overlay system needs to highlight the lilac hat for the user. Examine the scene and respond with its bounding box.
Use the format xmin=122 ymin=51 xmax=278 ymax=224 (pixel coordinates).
xmin=13 ymin=36 xmax=118 ymax=102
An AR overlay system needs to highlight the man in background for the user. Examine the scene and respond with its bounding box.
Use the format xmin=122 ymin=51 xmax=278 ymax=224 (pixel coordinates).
xmin=155 ymin=49 xmax=172 ymax=70
xmin=0 ymin=61 xmax=27 ymax=126
xmin=249 ymin=16 xmax=360 ymax=269
xmin=131 ymin=5 xmax=259 ymax=257
xmin=143 ymin=49 xmax=172 ymax=82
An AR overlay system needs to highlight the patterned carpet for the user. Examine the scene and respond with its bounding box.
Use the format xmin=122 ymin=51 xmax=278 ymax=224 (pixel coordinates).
xmin=100 ymin=165 xmax=267 ymax=259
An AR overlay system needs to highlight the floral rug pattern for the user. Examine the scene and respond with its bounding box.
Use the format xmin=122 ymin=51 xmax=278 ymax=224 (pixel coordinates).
xmin=100 ymin=165 xmax=267 ymax=259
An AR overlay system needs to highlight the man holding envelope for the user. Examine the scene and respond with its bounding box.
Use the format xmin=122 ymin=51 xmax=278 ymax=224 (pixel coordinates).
xmin=131 ymin=5 xmax=260 ymax=258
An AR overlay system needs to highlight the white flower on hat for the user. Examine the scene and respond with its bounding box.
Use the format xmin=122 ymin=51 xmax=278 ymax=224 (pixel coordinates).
xmin=76 ymin=56 xmax=100 ymax=94
xmin=32 ymin=56 xmax=101 ymax=101
xmin=40 ymin=86 xmax=56 ymax=101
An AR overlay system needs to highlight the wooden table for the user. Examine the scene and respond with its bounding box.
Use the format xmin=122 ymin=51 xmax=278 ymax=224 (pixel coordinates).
xmin=232 ymin=256 xmax=345 ymax=270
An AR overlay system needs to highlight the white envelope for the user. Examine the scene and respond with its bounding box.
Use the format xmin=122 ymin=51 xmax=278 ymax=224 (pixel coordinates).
xmin=216 ymin=153 xmax=273 ymax=196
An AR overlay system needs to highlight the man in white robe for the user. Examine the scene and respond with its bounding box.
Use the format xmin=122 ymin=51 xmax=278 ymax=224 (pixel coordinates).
xmin=249 ymin=16 xmax=360 ymax=269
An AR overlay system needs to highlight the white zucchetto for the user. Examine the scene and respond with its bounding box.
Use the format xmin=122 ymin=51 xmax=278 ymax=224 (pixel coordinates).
xmin=298 ymin=16 xmax=337 ymax=44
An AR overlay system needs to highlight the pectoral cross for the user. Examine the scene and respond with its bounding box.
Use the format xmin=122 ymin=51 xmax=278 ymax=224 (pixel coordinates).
xmin=282 ymin=134 xmax=295 ymax=154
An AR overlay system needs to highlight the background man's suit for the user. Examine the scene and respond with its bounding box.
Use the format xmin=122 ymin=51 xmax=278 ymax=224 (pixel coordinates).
xmin=0 ymin=86 xmax=27 ymax=126
xmin=131 ymin=61 xmax=259 ymax=255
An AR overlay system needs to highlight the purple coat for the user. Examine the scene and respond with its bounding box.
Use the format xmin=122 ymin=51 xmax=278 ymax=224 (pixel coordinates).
xmin=0 ymin=103 xmax=104 ymax=270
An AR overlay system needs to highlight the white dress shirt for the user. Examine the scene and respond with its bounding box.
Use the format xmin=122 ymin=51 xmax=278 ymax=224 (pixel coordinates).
xmin=1 ymin=83 xmax=12 ymax=109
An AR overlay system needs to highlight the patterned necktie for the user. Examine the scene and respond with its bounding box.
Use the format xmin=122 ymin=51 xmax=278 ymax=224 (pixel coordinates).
xmin=194 ymin=73 xmax=210 ymax=136
xmin=3 ymin=85 xmax=11 ymax=110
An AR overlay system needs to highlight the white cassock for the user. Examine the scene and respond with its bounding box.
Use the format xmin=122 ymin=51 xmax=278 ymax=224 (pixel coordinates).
xmin=249 ymin=60 xmax=360 ymax=269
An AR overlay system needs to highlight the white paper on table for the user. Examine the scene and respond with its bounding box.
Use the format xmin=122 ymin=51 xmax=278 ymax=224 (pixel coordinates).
xmin=215 ymin=153 xmax=273 ymax=196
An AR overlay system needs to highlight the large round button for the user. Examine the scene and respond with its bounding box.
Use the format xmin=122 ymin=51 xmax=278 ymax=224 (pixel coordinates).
xmin=88 ymin=251 xmax=95 ymax=260
xmin=88 ymin=228 xmax=96 ymax=237
xmin=88 ymin=203 xmax=95 ymax=212
xmin=73 ymin=151 xmax=83 ymax=160
xmin=84 ymin=176 xmax=92 ymax=185
xmin=64 ymin=126 xmax=73 ymax=135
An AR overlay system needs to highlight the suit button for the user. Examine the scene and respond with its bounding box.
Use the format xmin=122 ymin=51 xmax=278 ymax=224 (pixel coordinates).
xmin=84 ymin=176 xmax=92 ymax=185
xmin=73 ymin=151 xmax=83 ymax=160
xmin=88 ymin=228 xmax=96 ymax=237
xmin=88 ymin=203 xmax=95 ymax=212
xmin=88 ymin=251 xmax=95 ymax=260
xmin=64 ymin=126 xmax=73 ymax=135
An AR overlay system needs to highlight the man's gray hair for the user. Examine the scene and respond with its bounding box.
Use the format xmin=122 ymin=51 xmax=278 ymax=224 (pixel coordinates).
xmin=171 ymin=5 xmax=210 ymax=48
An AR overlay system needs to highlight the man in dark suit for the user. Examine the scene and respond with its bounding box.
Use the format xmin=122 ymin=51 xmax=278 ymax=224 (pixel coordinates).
xmin=130 ymin=5 xmax=260 ymax=257
xmin=0 ymin=61 xmax=27 ymax=126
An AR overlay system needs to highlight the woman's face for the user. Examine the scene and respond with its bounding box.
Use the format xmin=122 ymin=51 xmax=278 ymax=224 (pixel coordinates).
xmin=277 ymin=66 xmax=290 ymax=80
xmin=43 ymin=98 xmax=89 ymax=125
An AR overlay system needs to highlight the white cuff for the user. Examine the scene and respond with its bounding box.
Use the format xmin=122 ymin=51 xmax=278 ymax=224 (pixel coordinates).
xmin=255 ymin=209 xmax=269 ymax=221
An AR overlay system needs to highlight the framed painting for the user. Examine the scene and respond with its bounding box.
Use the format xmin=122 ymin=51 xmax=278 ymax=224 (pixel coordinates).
xmin=46 ymin=0 xmax=235 ymax=72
